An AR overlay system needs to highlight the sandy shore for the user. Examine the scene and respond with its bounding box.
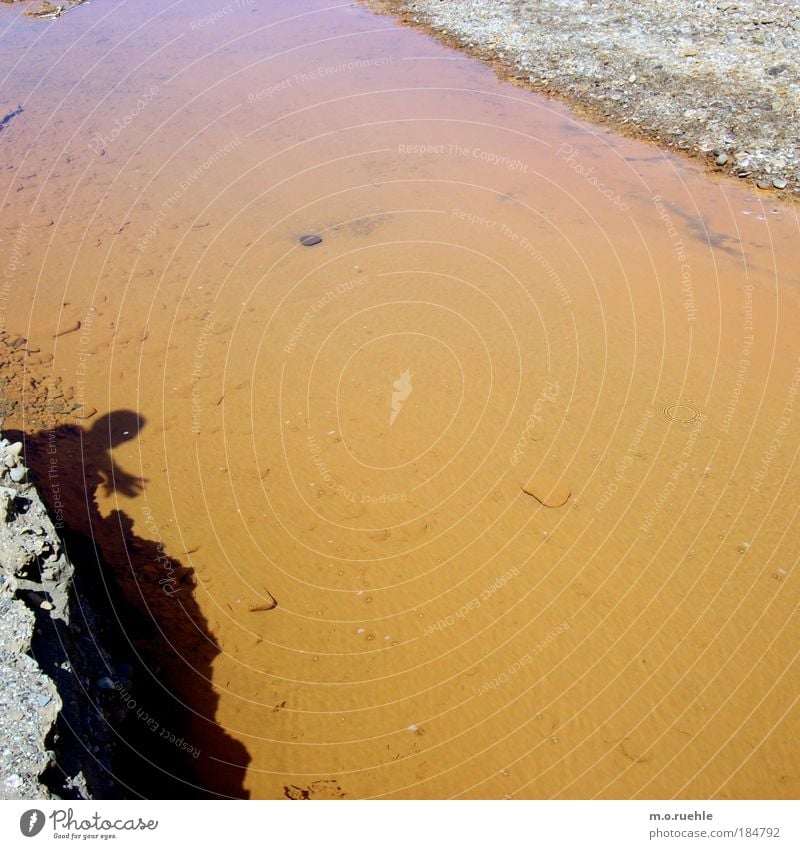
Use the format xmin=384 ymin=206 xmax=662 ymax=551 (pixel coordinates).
xmin=363 ymin=0 xmax=800 ymax=193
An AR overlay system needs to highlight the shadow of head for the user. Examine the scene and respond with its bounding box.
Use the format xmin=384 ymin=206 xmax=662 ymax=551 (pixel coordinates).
xmin=83 ymin=410 xmax=145 ymax=450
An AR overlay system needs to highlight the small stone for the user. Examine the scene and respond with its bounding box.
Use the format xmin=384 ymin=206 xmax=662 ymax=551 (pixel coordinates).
xmin=40 ymin=600 xmax=53 ymax=610
xmin=756 ymin=179 xmax=772 ymax=190
xmin=97 ymin=677 xmax=116 ymax=690
xmin=299 ymin=234 xmax=322 ymax=247
xmin=71 ymin=405 xmax=97 ymax=420
xmin=52 ymin=319 xmax=81 ymax=338
xmin=767 ymin=64 xmax=789 ymax=77
xmin=772 ymin=178 xmax=788 ymax=189
xmin=6 ymin=442 xmax=22 ymax=458
xmin=715 ymin=153 xmax=728 ymax=166
xmin=9 ymin=466 xmax=26 ymax=483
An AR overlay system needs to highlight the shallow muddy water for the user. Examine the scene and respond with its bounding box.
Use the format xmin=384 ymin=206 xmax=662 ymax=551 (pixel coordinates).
xmin=1 ymin=0 xmax=799 ymax=799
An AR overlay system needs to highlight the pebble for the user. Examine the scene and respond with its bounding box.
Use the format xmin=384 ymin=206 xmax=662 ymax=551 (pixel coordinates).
xmin=9 ymin=466 xmax=26 ymax=483
xmin=96 ymin=677 xmax=116 ymax=690
xmin=756 ymin=179 xmax=772 ymax=189
xmin=772 ymin=178 xmax=788 ymax=189
xmin=299 ymin=234 xmax=322 ymax=247
xmin=52 ymin=319 xmax=81 ymax=338
xmin=71 ymin=405 xmax=97 ymax=420
xmin=40 ymin=600 xmax=53 ymax=611
xmin=715 ymin=153 xmax=728 ymax=165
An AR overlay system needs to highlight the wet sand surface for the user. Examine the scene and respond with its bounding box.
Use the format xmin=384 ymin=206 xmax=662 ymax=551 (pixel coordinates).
xmin=1 ymin=0 xmax=799 ymax=799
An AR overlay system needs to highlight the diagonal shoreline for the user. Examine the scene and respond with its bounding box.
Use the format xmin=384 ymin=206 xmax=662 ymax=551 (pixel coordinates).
xmin=360 ymin=0 xmax=800 ymax=197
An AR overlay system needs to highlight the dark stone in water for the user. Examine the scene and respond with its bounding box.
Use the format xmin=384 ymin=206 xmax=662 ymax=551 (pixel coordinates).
xmin=299 ymin=234 xmax=322 ymax=246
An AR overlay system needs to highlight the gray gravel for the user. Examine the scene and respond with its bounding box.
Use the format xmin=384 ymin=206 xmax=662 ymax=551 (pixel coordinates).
xmin=0 ymin=433 xmax=70 ymax=800
xmin=0 ymin=589 xmax=61 ymax=800
xmin=365 ymin=0 xmax=800 ymax=192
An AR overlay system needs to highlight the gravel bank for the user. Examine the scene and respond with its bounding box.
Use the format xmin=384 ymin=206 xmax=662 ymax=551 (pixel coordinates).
xmin=0 ymin=433 xmax=75 ymax=799
xmin=363 ymin=0 xmax=800 ymax=193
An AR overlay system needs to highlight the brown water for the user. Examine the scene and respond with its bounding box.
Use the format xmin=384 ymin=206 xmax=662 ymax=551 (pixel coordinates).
xmin=1 ymin=0 xmax=799 ymax=800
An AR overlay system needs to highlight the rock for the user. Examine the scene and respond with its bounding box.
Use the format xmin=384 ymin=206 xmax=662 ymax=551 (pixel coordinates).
xmin=9 ymin=466 xmax=27 ymax=483
xmin=299 ymin=234 xmax=322 ymax=247
xmin=71 ymin=405 xmax=97 ymax=420
xmin=772 ymin=178 xmax=788 ymax=189
xmin=715 ymin=153 xmax=728 ymax=165
xmin=767 ymin=64 xmax=789 ymax=77
xmin=96 ymin=677 xmax=116 ymax=690
xmin=52 ymin=319 xmax=81 ymax=339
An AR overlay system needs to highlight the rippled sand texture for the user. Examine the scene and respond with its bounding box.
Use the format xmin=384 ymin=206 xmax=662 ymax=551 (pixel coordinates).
xmin=1 ymin=0 xmax=798 ymax=799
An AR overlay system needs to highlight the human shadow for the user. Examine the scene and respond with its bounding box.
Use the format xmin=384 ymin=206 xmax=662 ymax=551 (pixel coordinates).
xmin=9 ymin=410 xmax=250 ymax=799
